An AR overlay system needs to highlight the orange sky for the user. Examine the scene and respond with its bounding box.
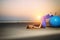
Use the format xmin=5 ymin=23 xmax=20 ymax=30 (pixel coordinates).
xmin=1 ymin=0 xmax=60 ymax=21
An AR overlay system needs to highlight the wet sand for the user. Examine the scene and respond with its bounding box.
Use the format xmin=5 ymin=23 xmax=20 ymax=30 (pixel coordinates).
xmin=0 ymin=23 xmax=60 ymax=40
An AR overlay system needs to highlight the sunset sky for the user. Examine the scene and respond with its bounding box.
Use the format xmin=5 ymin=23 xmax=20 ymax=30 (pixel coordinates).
xmin=0 ymin=0 xmax=60 ymax=22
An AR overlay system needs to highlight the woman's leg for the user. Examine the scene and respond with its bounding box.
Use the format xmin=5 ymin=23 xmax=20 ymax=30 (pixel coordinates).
xmin=42 ymin=19 xmax=46 ymax=28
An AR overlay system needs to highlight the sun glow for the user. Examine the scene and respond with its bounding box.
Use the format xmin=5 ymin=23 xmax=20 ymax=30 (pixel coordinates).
xmin=34 ymin=15 xmax=43 ymax=22
xmin=36 ymin=16 xmax=42 ymax=20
